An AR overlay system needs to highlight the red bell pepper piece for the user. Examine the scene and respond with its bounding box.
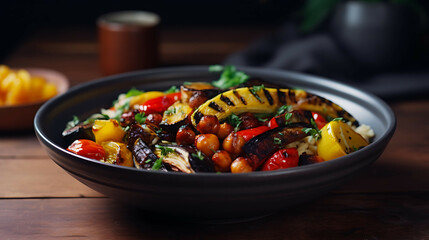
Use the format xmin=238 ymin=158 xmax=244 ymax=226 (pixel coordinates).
xmin=67 ymin=139 xmax=106 ymax=161
xmin=262 ymin=148 xmax=299 ymax=171
xmin=139 ymin=92 xmax=181 ymax=114
xmin=268 ymin=117 xmax=279 ymax=129
xmin=312 ymin=112 xmax=327 ymax=129
xmin=236 ymin=126 xmax=270 ymax=142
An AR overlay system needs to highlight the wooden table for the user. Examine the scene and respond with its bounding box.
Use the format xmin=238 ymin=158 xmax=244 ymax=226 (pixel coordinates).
xmin=1 ymin=26 xmax=428 ymax=239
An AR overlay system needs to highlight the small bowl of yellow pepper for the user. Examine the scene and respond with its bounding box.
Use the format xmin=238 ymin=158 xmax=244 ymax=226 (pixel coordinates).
xmin=0 ymin=65 xmax=69 ymax=131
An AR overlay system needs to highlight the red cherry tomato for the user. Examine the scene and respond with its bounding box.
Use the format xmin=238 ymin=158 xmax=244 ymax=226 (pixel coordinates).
xmin=262 ymin=148 xmax=299 ymax=171
xmin=139 ymin=92 xmax=181 ymax=114
xmin=268 ymin=117 xmax=279 ymax=129
xmin=67 ymin=139 xmax=106 ymax=161
xmin=236 ymin=126 xmax=270 ymax=142
xmin=312 ymin=112 xmax=327 ymax=129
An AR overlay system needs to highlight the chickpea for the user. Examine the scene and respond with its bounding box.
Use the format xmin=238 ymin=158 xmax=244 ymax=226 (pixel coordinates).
xmin=196 ymin=115 xmax=220 ymax=134
xmin=240 ymin=113 xmax=260 ymax=130
xmin=231 ymin=157 xmax=253 ymax=173
xmin=146 ymin=113 xmax=162 ymax=126
xmin=217 ymin=122 xmax=234 ymax=139
xmin=222 ymin=132 xmax=246 ymax=156
xmin=176 ymin=125 xmax=196 ymax=145
xmin=195 ymin=134 xmax=219 ymax=158
xmin=212 ymin=150 xmax=232 ymax=172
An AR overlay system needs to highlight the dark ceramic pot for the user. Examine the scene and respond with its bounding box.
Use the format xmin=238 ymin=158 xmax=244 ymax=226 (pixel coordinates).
xmin=34 ymin=66 xmax=396 ymax=222
xmin=331 ymin=1 xmax=419 ymax=70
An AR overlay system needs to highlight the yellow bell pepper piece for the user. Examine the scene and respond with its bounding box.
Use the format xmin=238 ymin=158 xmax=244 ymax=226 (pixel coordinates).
xmin=129 ymin=91 xmax=164 ymax=109
xmin=92 ymin=119 xmax=126 ymax=144
xmin=317 ymin=121 xmax=369 ymax=161
xmin=101 ymin=141 xmax=133 ymax=167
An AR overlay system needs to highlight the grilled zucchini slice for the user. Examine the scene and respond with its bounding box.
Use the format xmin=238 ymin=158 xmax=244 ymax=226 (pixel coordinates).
xmin=191 ymin=87 xmax=357 ymax=127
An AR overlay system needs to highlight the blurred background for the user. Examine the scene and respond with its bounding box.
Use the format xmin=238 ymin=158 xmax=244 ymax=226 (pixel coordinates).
xmin=1 ymin=0 xmax=428 ymax=99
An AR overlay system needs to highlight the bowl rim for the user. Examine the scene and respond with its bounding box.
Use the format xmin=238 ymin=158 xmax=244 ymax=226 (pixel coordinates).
xmin=34 ymin=65 xmax=396 ymax=180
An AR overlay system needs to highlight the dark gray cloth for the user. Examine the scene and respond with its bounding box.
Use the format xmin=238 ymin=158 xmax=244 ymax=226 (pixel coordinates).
xmin=225 ymin=24 xmax=429 ymax=100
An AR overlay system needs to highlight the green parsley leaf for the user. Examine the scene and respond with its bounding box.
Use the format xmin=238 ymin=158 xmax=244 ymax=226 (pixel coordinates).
xmin=145 ymin=159 xmax=152 ymax=164
xmin=134 ymin=112 xmax=146 ymax=124
xmin=254 ymin=113 xmax=272 ymax=122
xmin=164 ymin=86 xmax=179 ymax=94
xmin=274 ymin=137 xmax=282 ymax=145
xmin=225 ymin=113 xmax=242 ymax=132
xmin=284 ymin=112 xmax=292 ymax=122
xmin=250 ymin=84 xmax=265 ymax=95
xmin=164 ymin=108 xmax=176 ymax=115
xmin=208 ymin=65 xmax=224 ymax=72
xmin=155 ymin=128 xmax=163 ymax=135
xmin=302 ymin=127 xmax=321 ymax=141
xmin=151 ymin=157 xmax=163 ymax=170
xmin=155 ymin=145 xmax=175 ymax=156
xmin=276 ymin=105 xmax=292 ymax=116
xmin=211 ymin=65 xmax=249 ymax=89
xmin=66 ymin=115 xmax=80 ymax=130
xmin=332 ymin=117 xmax=344 ymax=122
xmin=191 ymin=151 xmax=205 ymax=161
xmin=125 ymin=87 xmax=144 ymax=97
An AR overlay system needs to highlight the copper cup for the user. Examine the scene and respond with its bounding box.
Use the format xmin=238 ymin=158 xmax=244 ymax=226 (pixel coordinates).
xmin=97 ymin=11 xmax=160 ymax=76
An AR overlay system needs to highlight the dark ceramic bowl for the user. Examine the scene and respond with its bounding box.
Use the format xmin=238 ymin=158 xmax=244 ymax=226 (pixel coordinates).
xmin=34 ymin=66 xmax=395 ymax=221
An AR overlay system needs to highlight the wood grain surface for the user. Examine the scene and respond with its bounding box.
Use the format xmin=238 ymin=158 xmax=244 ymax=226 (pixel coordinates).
xmin=1 ymin=26 xmax=428 ymax=239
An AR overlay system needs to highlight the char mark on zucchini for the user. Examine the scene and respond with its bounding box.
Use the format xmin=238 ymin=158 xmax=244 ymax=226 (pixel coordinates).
xmin=277 ymin=89 xmax=286 ymax=105
xmin=220 ymin=94 xmax=235 ymax=106
xmin=249 ymin=87 xmax=263 ymax=103
xmin=208 ymin=101 xmax=224 ymax=113
xmin=263 ymin=88 xmax=274 ymax=105
xmin=233 ymin=90 xmax=247 ymax=105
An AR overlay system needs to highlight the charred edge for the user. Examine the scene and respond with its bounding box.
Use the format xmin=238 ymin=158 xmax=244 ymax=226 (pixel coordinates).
xmin=249 ymin=87 xmax=262 ymax=103
xmin=194 ymin=111 xmax=204 ymax=125
xmin=233 ymin=90 xmax=247 ymax=105
xmin=220 ymin=94 xmax=235 ymax=106
xmin=288 ymin=90 xmax=297 ymax=104
xmin=208 ymin=101 xmax=224 ymax=112
xmin=277 ymin=89 xmax=286 ymax=105
xmin=263 ymin=89 xmax=274 ymax=105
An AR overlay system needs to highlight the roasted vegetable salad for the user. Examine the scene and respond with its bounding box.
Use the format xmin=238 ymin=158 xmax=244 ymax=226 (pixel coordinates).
xmin=63 ymin=65 xmax=374 ymax=173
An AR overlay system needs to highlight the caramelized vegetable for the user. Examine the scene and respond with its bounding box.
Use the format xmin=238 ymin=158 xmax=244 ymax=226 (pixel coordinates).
xmin=317 ymin=121 xmax=369 ymax=161
xmin=101 ymin=141 xmax=133 ymax=167
xmin=191 ymin=87 xmax=358 ymax=128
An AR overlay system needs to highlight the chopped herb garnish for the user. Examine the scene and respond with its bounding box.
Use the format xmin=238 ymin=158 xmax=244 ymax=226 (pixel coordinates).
xmin=332 ymin=117 xmax=344 ymax=122
xmin=66 ymin=115 xmax=80 ymax=130
xmin=125 ymin=87 xmax=144 ymax=97
xmin=155 ymin=128 xmax=163 ymax=135
xmin=151 ymin=157 xmax=163 ymax=170
xmin=276 ymin=105 xmax=292 ymax=116
xmin=250 ymin=84 xmax=265 ymax=94
xmin=155 ymin=145 xmax=175 ymax=156
xmin=145 ymin=159 xmax=152 ymax=164
xmin=225 ymin=113 xmax=242 ymax=132
xmin=164 ymin=108 xmax=176 ymax=115
xmin=274 ymin=137 xmax=282 ymax=145
xmin=284 ymin=112 xmax=292 ymax=122
xmin=183 ymin=81 xmax=192 ymax=86
xmin=303 ymin=118 xmax=322 ymax=140
xmin=254 ymin=113 xmax=272 ymax=122
xmin=164 ymin=86 xmax=178 ymax=94
xmin=134 ymin=112 xmax=146 ymax=124
xmin=191 ymin=151 xmax=205 ymax=161
xmin=210 ymin=65 xmax=249 ymax=89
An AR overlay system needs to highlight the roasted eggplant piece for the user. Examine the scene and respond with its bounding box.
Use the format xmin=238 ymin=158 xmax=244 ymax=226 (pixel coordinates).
xmin=272 ymin=110 xmax=313 ymax=127
xmin=62 ymin=123 xmax=95 ymax=145
xmin=181 ymin=82 xmax=221 ymax=103
xmin=126 ymin=124 xmax=159 ymax=149
xmin=159 ymin=101 xmax=193 ymax=134
xmin=191 ymin=87 xmax=358 ymax=127
xmin=243 ymin=123 xmax=312 ymax=169
xmin=154 ymin=145 xmax=214 ymax=173
xmin=132 ymin=138 xmax=167 ymax=171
